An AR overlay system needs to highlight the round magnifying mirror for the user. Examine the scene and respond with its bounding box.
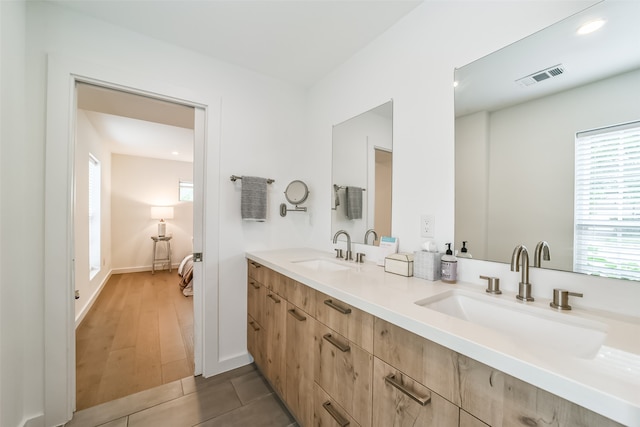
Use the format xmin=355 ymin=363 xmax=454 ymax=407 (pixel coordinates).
xmin=284 ymin=180 xmax=309 ymax=205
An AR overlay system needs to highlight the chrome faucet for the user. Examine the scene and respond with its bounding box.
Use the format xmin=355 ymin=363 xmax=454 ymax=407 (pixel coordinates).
xmin=534 ymin=240 xmax=551 ymax=267
xmin=364 ymin=229 xmax=378 ymax=245
xmin=333 ymin=230 xmax=353 ymax=260
xmin=511 ymin=244 xmax=534 ymax=301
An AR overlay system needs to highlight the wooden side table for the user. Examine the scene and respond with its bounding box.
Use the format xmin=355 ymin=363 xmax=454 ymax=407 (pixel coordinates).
xmin=151 ymin=235 xmax=172 ymax=274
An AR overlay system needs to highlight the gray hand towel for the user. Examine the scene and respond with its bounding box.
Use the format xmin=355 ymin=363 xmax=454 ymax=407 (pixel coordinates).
xmin=241 ymin=176 xmax=267 ymax=221
xmin=346 ymin=186 xmax=363 ymax=219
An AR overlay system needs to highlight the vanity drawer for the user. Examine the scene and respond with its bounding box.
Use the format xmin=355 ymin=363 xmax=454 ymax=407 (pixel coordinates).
xmin=313 ymin=382 xmax=361 ymax=427
xmin=314 ymin=322 xmax=373 ymax=427
xmin=247 ymin=259 xmax=265 ymax=283
xmin=315 ymin=291 xmax=374 ymax=353
xmin=287 ymin=278 xmax=317 ymax=315
xmin=372 ymin=358 xmax=459 ymax=427
xmin=373 ymin=318 xmax=460 ymax=406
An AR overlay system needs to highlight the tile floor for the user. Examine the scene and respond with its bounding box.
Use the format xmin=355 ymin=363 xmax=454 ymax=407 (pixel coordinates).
xmin=65 ymin=364 xmax=298 ymax=427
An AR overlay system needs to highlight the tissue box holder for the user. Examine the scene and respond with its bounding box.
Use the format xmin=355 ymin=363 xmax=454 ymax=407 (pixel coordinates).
xmin=414 ymin=251 xmax=442 ymax=281
xmin=385 ymin=253 xmax=414 ymax=277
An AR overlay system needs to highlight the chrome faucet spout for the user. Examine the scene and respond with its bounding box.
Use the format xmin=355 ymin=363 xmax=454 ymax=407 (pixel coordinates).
xmin=534 ymin=241 xmax=551 ymax=267
xmin=511 ymin=244 xmax=534 ymax=301
xmin=333 ymin=230 xmax=353 ymax=260
xmin=364 ymin=229 xmax=378 ymax=245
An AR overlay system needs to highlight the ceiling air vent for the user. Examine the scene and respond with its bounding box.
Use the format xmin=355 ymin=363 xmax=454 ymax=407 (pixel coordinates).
xmin=516 ymin=65 xmax=565 ymax=87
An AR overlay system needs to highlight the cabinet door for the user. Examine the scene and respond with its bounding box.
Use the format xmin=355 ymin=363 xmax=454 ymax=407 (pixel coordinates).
xmin=287 ymin=278 xmax=317 ymax=315
xmin=313 ymin=382 xmax=361 ymax=427
xmin=372 ymin=358 xmax=458 ymax=427
xmin=264 ymin=289 xmax=287 ymax=397
xmin=285 ymin=302 xmax=316 ymax=427
xmin=247 ymin=314 xmax=265 ymax=371
xmin=315 ymin=291 xmax=374 ymax=353
xmin=314 ymin=322 xmax=373 ymax=427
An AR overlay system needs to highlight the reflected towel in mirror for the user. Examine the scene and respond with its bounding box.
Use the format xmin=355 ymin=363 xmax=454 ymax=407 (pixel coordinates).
xmin=346 ymin=186 xmax=363 ymax=219
xmin=240 ymin=176 xmax=267 ymax=221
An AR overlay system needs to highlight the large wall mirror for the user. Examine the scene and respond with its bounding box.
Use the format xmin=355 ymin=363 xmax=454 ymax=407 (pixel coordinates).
xmin=455 ymin=1 xmax=640 ymax=280
xmin=331 ymin=101 xmax=393 ymax=245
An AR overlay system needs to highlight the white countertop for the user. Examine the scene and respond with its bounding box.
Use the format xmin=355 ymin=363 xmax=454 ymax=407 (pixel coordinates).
xmin=247 ymin=248 xmax=640 ymax=427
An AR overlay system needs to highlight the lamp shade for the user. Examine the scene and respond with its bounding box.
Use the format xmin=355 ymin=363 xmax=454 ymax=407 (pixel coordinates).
xmin=150 ymin=206 xmax=174 ymax=220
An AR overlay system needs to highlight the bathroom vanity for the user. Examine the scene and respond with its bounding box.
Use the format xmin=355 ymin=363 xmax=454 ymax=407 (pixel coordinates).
xmin=246 ymin=248 xmax=638 ymax=427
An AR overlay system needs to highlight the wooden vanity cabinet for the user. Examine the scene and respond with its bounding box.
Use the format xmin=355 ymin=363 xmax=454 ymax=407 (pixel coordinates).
xmin=247 ymin=261 xmax=622 ymax=427
xmin=372 ymin=358 xmax=459 ymax=427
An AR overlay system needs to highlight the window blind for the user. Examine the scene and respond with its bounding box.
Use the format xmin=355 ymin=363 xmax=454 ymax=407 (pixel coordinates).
xmin=574 ymin=120 xmax=640 ymax=280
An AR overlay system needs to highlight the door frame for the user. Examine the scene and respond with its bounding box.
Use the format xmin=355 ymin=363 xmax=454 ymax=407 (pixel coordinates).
xmin=44 ymin=54 xmax=220 ymax=426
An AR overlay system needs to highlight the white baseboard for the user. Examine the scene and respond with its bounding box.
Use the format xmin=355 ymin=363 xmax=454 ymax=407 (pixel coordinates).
xmin=21 ymin=413 xmax=44 ymax=427
xmin=111 ymin=263 xmax=179 ymax=275
xmin=75 ymin=269 xmax=113 ymax=328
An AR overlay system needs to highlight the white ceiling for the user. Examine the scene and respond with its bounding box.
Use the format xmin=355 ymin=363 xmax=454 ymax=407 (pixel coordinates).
xmin=51 ymin=0 xmax=424 ymax=87
xmin=61 ymin=0 xmax=423 ymax=162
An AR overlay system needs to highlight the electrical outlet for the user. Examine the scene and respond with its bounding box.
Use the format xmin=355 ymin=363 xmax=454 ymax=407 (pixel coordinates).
xmin=420 ymin=214 xmax=435 ymax=238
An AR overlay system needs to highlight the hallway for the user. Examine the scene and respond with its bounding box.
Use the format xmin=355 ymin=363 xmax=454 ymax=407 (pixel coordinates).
xmin=76 ymin=271 xmax=194 ymax=410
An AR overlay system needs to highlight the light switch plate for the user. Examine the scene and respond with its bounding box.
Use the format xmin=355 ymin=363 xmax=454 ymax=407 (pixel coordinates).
xmin=421 ymin=214 xmax=435 ymax=238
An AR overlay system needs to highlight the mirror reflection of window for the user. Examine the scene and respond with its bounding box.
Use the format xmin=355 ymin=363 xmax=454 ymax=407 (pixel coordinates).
xmin=574 ymin=121 xmax=640 ymax=280
xmin=179 ymin=180 xmax=193 ymax=202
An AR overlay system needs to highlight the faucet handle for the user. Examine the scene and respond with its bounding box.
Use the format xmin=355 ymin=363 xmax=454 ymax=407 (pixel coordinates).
xmin=480 ymin=275 xmax=502 ymax=294
xmin=355 ymin=253 xmax=365 ymax=263
xmin=550 ymin=288 xmax=583 ymax=311
xmin=335 ymin=248 xmax=344 ymax=259
xmin=345 ymin=250 xmax=354 ymax=261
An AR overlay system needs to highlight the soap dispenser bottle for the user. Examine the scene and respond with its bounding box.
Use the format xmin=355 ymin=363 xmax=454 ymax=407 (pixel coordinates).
xmin=458 ymin=241 xmax=472 ymax=259
xmin=441 ymin=243 xmax=457 ymax=283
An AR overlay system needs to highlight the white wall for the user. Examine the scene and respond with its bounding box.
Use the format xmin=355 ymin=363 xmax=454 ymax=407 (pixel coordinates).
xmin=74 ymin=110 xmax=113 ymax=323
xmin=111 ymin=153 xmax=194 ymax=271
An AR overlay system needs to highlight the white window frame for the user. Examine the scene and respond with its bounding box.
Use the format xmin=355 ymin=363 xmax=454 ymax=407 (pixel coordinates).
xmin=574 ymin=120 xmax=640 ymax=280
xmin=179 ymin=180 xmax=194 ymax=202
xmin=89 ymin=154 xmax=101 ymax=279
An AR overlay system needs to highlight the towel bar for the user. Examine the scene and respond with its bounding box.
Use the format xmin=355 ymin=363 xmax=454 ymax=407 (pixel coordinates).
xmin=230 ymin=175 xmax=274 ymax=184
xmin=335 ymin=185 xmax=366 ymax=191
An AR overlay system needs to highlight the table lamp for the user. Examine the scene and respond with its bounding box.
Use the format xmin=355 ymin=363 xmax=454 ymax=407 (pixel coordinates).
xmin=150 ymin=206 xmax=174 ymax=237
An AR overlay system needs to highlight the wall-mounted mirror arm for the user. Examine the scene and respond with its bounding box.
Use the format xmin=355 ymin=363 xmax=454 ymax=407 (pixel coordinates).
xmin=280 ymin=180 xmax=309 ymax=217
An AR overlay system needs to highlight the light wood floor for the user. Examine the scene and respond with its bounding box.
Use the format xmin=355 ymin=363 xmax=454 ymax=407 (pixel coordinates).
xmin=76 ymin=270 xmax=194 ymax=410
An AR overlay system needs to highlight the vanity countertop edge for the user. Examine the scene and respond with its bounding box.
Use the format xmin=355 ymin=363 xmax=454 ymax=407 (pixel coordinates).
xmin=246 ymin=248 xmax=640 ymax=427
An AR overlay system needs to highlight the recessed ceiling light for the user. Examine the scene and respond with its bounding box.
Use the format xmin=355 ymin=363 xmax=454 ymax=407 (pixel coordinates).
xmin=453 ymin=81 xmax=459 ymax=88
xmin=171 ymin=151 xmax=179 ymax=156
xmin=577 ymin=19 xmax=606 ymax=35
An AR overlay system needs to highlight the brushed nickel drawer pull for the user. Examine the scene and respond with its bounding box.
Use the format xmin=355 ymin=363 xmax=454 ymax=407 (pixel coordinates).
xmin=248 ymin=321 xmax=260 ymax=332
xmin=287 ymin=308 xmax=306 ymax=322
xmin=267 ymin=293 xmax=281 ymax=303
xmin=384 ymin=374 xmax=431 ymax=406
xmin=322 ymin=401 xmax=350 ymax=426
xmin=324 ymin=299 xmax=352 ymax=315
xmin=323 ymin=333 xmax=350 ymax=352
xmin=249 ymin=280 xmax=260 ymax=289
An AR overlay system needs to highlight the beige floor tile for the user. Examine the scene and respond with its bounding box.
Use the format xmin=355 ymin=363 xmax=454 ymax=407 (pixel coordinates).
xmin=230 ymin=370 xmax=272 ymax=404
xmin=128 ymin=380 xmax=242 ymax=427
xmin=181 ymin=364 xmax=256 ymax=395
xmin=67 ymin=380 xmax=183 ymax=427
xmin=195 ymin=393 xmax=295 ymax=427
xmin=96 ymin=417 xmax=128 ymax=427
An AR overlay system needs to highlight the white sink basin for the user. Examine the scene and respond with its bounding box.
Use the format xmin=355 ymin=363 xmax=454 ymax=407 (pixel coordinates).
xmin=292 ymin=259 xmax=351 ymax=272
xmin=415 ymin=290 xmax=608 ymax=359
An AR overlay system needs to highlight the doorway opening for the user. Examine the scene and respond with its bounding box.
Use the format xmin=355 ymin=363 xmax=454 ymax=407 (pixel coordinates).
xmin=74 ymin=82 xmax=197 ymax=409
